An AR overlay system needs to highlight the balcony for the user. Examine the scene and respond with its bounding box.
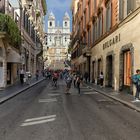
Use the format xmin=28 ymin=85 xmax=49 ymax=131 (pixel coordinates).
xmin=0 ymin=13 xmax=21 ymax=47
xmin=105 ymin=0 xmax=110 ymax=5
xmin=97 ymin=6 xmax=103 ymax=15
xmin=92 ymin=14 xmax=97 ymax=22
xmin=86 ymin=21 xmax=91 ymax=30
xmin=82 ymin=45 xmax=91 ymax=57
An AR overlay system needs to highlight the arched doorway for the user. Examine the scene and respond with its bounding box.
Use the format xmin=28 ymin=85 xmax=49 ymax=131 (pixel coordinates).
xmin=119 ymin=43 xmax=134 ymax=94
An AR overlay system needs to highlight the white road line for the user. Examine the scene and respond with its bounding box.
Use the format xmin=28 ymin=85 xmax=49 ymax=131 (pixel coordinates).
xmin=84 ymin=92 xmax=98 ymax=94
xmin=48 ymin=94 xmax=60 ymax=96
xmin=25 ymin=115 xmax=56 ymax=122
xmin=21 ymin=118 xmax=56 ymax=127
xmin=39 ymin=98 xmax=57 ymax=103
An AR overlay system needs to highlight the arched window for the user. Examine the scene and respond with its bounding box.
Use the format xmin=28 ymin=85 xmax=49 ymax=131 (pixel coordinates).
xmin=50 ymin=22 xmax=52 ymax=27
xmin=50 ymin=36 xmax=52 ymax=42
xmin=65 ymin=22 xmax=67 ymax=27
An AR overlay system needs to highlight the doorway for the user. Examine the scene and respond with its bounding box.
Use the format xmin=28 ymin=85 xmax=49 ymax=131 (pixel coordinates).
xmin=92 ymin=61 xmax=95 ymax=83
xmin=7 ymin=63 xmax=12 ymax=85
xmin=123 ymin=50 xmax=131 ymax=92
xmin=106 ymin=55 xmax=113 ymax=87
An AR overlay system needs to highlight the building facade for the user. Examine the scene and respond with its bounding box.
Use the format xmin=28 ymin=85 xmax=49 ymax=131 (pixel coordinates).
xmin=71 ymin=0 xmax=140 ymax=94
xmin=44 ymin=12 xmax=71 ymax=70
xmin=0 ymin=0 xmax=47 ymax=88
xmin=21 ymin=0 xmax=47 ymax=74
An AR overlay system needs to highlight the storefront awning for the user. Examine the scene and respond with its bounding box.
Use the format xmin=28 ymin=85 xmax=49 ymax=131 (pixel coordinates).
xmin=7 ymin=49 xmax=21 ymax=63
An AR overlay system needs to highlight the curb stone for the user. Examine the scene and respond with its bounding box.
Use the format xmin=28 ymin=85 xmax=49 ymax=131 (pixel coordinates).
xmin=88 ymin=85 xmax=140 ymax=113
xmin=0 ymin=78 xmax=45 ymax=104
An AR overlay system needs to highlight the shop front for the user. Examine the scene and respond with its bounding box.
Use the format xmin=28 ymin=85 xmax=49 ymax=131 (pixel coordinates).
xmin=91 ymin=21 xmax=140 ymax=94
xmin=119 ymin=43 xmax=133 ymax=94
xmin=7 ymin=47 xmax=21 ymax=85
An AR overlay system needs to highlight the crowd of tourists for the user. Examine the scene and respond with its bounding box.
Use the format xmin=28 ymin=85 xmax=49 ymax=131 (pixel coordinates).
xmin=18 ymin=67 xmax=106 ymax=96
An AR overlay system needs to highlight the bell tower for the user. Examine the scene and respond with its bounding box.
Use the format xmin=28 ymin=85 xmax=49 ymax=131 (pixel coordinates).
xmin=63 ymin=12 xmax=70 ymax=32
xmin=48 ymin=12 xmax=55 ymax=29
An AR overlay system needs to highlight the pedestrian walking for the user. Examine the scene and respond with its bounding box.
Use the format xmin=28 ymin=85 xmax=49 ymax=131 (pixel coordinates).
xmin=41 ymin=69 xmax=45 ymax=77
xmin=52 ymin=71 xmax=59 ymax=87
xmin=65 ymin=73 xmax=72 ymax=94
xmin=132 ymin=69 xmax=140 ymax=101
xmin=84 ymin=72 xmax=89 ymax=83
xmin=20 ymin=68 xmax=25 ymax=84
xmin=99 ymin=72 xmax=104 ymax=87
xmin=26 ymin=71 xmax=32 ymax=85
xmin=76 ymin=75 xmax=81 ymax=95
xmin=73 ymin=74 xmax=77 ymax=88
xmin=36 ymin=70 xmax=39 ymax=81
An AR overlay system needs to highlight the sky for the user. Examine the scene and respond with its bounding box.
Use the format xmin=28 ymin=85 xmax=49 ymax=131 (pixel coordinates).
xmin=45 ymin=0 xmax=72 ymax=31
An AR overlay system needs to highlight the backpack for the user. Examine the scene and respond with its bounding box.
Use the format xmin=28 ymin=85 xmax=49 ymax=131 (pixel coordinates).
xmin=76 ymin=76 xmax=81 ymax=84
xmin=132 ymin=74 xmax=138 ymax=84
xmin=66 ymin=76 xmax=72 ymax=83
xmin=53 ymin=73 xmax=58 ymax=79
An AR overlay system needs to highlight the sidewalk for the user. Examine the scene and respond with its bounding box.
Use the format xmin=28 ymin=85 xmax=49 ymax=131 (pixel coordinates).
xmin=0 ymin=76 xmax=45 ymax=104
xmin=85 ymin=83 xmax=140 ymax=112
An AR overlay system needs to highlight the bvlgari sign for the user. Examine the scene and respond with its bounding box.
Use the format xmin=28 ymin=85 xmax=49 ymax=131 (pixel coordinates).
xmin=103 ymin=34 xmax=121 ymax=50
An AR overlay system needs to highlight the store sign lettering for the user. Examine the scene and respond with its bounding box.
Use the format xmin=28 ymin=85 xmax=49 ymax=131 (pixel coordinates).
xmin=103 ymin=34 xmax=121 ymax=50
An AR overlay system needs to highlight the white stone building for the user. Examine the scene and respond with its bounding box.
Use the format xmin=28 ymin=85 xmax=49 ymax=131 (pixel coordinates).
xmin=43 ymin=12 xmax=71 ymax=70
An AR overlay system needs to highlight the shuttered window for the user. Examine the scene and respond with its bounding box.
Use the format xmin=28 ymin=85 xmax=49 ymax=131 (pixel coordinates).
xmin=84 ymin=11 xmax=86 ymax=29
xmin=92 ymin=23 xmax=95 ymax=43
xmin=94 ymin=0 xmax=97 ymax=12
xmin=119 ymin=0 xmax=124 ymax=21
xmin=88 ymin=29 xmax=91 ymax=46
xmin=106 ymin=2 xmax=112 ymax=32
xmin=95 ymin=21 xmax=97 ymax=41
xmin=88 ymin=0 xmax=91 ymax=21
xmin=127 ymin=0 xmax=135 ymax=14
xmin=98 ymin=14 xmax=103 ymax=37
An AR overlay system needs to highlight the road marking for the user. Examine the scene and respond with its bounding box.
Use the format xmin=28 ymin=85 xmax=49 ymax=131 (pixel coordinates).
xmin=39 ymin=98 xmax=57 ymax=103
xmin=21 ymin=115 xmax=56 ymax=127
xmin=48 ymin=94 xmax=60 ymax=96
xmin=25 ymin=115 xmax=56 ymax=122
xmin=98 ymin=99 xmax=114 ymax=102
xmin=84 ymin=91 xmax=98 ymax=94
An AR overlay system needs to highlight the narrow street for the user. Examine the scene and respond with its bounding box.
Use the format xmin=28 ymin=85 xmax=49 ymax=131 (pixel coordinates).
xmin=0 ymin=80 xmax=140 ymax=140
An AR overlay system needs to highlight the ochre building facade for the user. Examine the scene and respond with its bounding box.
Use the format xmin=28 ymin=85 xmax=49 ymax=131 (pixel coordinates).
xmin=71 ymin=0 xmax=140 ymax=94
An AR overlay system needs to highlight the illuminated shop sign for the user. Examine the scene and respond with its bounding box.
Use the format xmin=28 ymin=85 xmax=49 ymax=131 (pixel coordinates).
xmin=103 ymin=34 xmax=121 ymax=50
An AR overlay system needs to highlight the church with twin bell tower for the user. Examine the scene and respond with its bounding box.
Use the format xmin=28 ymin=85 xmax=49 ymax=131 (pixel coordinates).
xmin=44 ymin=12 xmax=71 ymax=70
